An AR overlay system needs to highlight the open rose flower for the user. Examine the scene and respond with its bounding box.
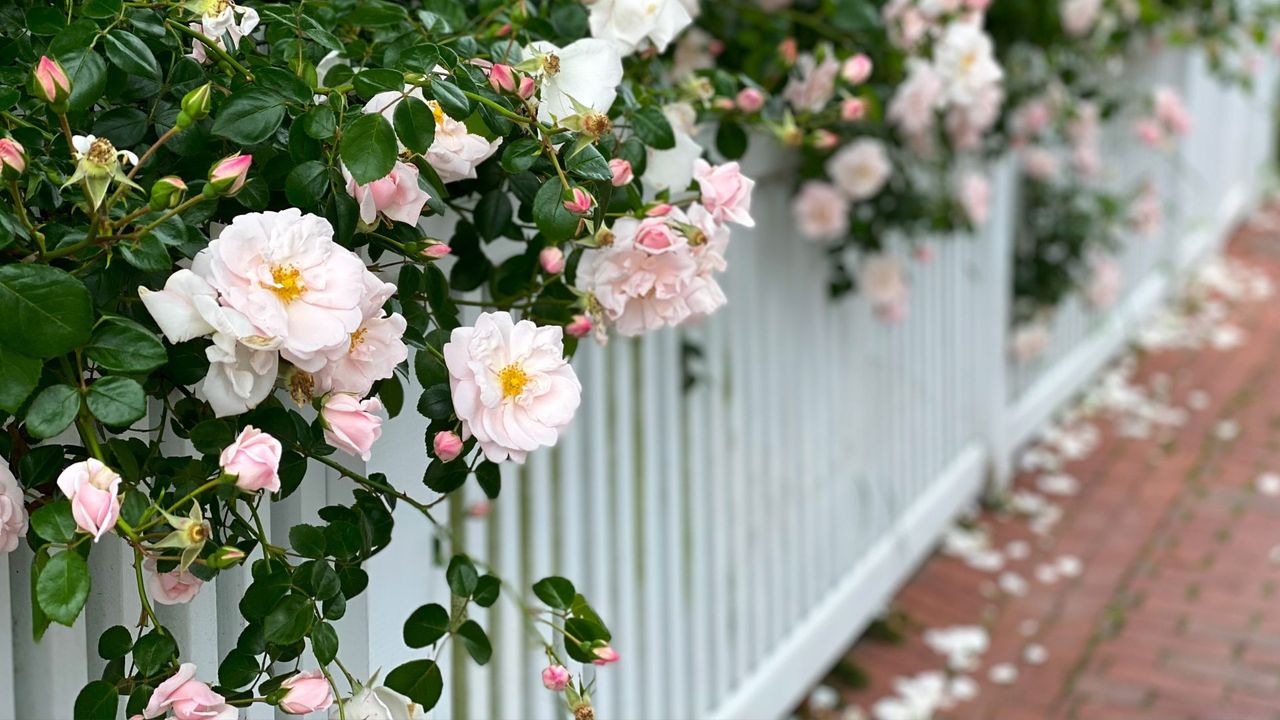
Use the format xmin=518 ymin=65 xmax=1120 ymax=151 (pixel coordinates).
xmin=444 ymin=312 xmax=582 ymax=463
xmin=145 ymin=558 xmax=204 ymax=606
xmin=784 ymin=53 xmax=839 ymax=112
xmin=576 ymin=217 xmax=701 ymax=335
xmin=792 ymin=181 xmax=850 ymax=241
xmin=588 ymin=0 xmax=693 ymax=55
xmin=330 ymin=683 xmax=424 ymax=720
xmin=827 ymin=139 xmax=892 ymax=201
xmin=189 ymin=0 xmax=259 ymax=62
xmin=527 ymin=39 xmax=624 ymax=125
xmin=694 ymin=160 xmax=755 ymax=227
xmin=322 ymin=395 xmax=385 ymax=461
xmin=859 ymin=254 xmax=908 ymax=323
xmin=0 ymin=460 xmax=28 ymax=554
xmin=314 ymin=273 xmax=407 ymax=397
xmin=363 ymin=87 xmax=502 ymax=183
xmin=343 ymin=161 xmax=431 ymax=226
xmin=143 ymin=663 xmax=236 ymax=720
xmin=57 ymin=459 xmax=121 ymax=542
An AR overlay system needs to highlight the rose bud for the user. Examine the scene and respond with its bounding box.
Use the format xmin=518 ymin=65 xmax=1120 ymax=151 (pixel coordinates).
xmin=517 ymin=75 xmax=537 ymax=100
xmin=207 ymin=153 xmax=252 ymax=196
xmin=208 ymin=545 xmax=248 ymax=569
xmin=177 ymin=83 xmax=214 ymax=129
xmin=422 ymin=241 xmax=452 ymax=259
xmin=566 ymin=314 xmax=593 ymax=339
xmin=735 ymin=87 xmax=765 ymax=113
xmin=322 ymin=394 xmax=384 ymax=461
xmin=542 ymin=665 xmax=571 ymax=691
xmin=0 ymin=138 xmax=26 ymax=180
xmin=592 ymin=645 xmax=620 ymax=665
xmin=33 ymin=56 xmax=71 ymax=108
xmin=278 ymin=669 xmax=334 ymax=715
xmin=778 ymin=38 xmax=798 ymax=66
xmin=489 ymin=64 xmax=516 ymax=93
xmin=841 ymin=54 xmax=873 ymax=85
xmin=539 ymin=246 xmax=565 ymax=274
xmin=220 ymin=426 xmax=283 ymax=493
xmin=563 ymin=187 xmax=593 ymax=215
xmin=645 ymin=203 xmax=672 ymax=217
xmin=149 ymin=176 xmax=188 ymax=211
xmin=56 ymin=459 xmax=122 ymax=542
xmin=608 ymin=158 xmax=633 ymax=186
xmin=433 ymin=430 xmax=463 ymax=462
xmin=841 ymin=98 xmax=867 ymax=122
xmin=467 ymin=500 xmax=491 ymax=518
xmin=812 ymin=130 xmax=839 ymax=150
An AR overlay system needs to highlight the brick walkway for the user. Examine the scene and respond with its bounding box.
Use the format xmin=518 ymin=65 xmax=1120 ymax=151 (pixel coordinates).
xmin=809 ymin=209 xmax=1280 ymax=720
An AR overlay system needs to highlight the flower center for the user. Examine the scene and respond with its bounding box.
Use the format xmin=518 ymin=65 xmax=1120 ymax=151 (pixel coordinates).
xmin=86 ymin=138 xmax=116 ymax=166
xmin=204 ymin=0 xmax=232 ymax=15
xmin=542 ymin=53 xmax=561 ymax=77
xmin=497 ymin=363 xmax=529 ymax=399
xmin=427 ymin=100 xmax=446 ymax=125
xmin=349 ymin=327 xmax=368 ymax=351
xmin=270 ymin=265 xmax=305 ymax=303
xmin=185 ymin=521 xmax=210 ymax=546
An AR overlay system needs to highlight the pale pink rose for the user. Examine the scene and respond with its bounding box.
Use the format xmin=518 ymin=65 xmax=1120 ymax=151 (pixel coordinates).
xmin=540 ymin=246 xmax=565 ymax=274
xmin=1061 ymin=0 xmax=1102 ymax=36
xmin=959 ymin=172 xmax=991 ymax=225
xmin=143 ymin=664 xmax=235 ymax=720
xmin=841 ymin=98 xmax=867 ymax=122
xmin=542 ymin=665 xmax=571 ymax=691
xmin=1086 ymin=258 xmax=1121 ymax=309
xmin=1021 ymin=147 xmax=1059 ymax=181
xmin=56 ymin=459 xmax=121 ymax=542
xmin=859 ymin=254 xmax=908 ymax=323
xmin=1072 ymin=146 xmax=1101 ymax=177
xmin=792 ymin=181 xmax=850 ymax=241
xmin=841 ymin=54 xmax=873 ymax=85
xmin=144 ymin=558 xmax=203 ymax=606
xmin=945 ymin=83 xmax=1004 ymax=150
xmin=933 ymin=22 xmax=1003 ymax=108
xmin=736 ymin=87 xmax=765 ymax=113
xmin=669 ymin=27 xmax=716 ymax=80
xmin=1131 ymin=182 xmax=1162 ymax=237
xmin=433 ymin=431 xmax=463 ymax=462
xmin=220 ymin=426 xmax=283 ymax=493
xmin=888 ymin=59 xmax=943 ymax=139
xmin=633 ymin=216 xmax=683 ymax=253
xmin=1012 ymin=323 xmax=1050 ymax=363
xmin=321 ymin=395 xmax=384 ymax=461
xmin=667 ymin=203 xmax=729 ymax=320
xmin=0 ymin=460 xmax=28 ymax=554
xmin=577 ymin=219 xmax=699 ymax=336
xmin=693 ymin=160 xmax=755 ymax=227
xmin=608 ymin=158 xmax=634 ymax=186
xmin=784 ymin=54 xmax=840 ymax=112
xmin=826 ymin=139 xmax=892 ymax=201
xmin=564 ymin=187 xmax=594 ymax=214
xmin=813 ymin=130 xmax=840 ymax=150
xmin=423 ymin=242 xmax=452 ymax=258
xmin=343 ymin=161 xmax=431 ymax=227
xmin=364 ymin=87 xmax=501 ymax=182
xmin=1134 ymin=118 xmax=1165 ymax=148
xmin=592 ymin=646 xmax=621 ymax=665
xmin=566 ymin=314 xmax=594 ymax=338
xmin=778 ymin=38 xmax=798 ymax=65
xmin=443 ymin=312 xmax=582 ymax=463
xmin=198 ymin=209 xmax=366 ymax=372
xmin=314 ymin=272 xmax=407 ymax=397
xmin=1153 ymin=87 xmax=1191 ymax=136
xmin=279 ymin=669 xmax=334 ymax=715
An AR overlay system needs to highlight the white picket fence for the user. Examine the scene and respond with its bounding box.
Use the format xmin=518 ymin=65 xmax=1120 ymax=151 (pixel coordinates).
xmin=1 ymin=48 xmax=1276 ymax=720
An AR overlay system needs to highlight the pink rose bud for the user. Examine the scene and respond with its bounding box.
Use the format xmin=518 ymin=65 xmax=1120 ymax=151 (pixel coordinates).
xmin=735 ymin=87 xmax=765 ymax=113
xmin=542 ymin=665 xmax=571 ymax=691
xmin=566 ymin=314 xmax=593 ymax=338
xmin=33 ymin=56 xmax=71 ymax=107
xmin=713 ymin=97 xmax=736 ymax=111
xmin=207 ymin=153 xmax=252 ymax=196
xmin=1134 ymin=118 xmax=1164 ymax=147
xmin=778 ymin=38 xmax=798 ymax=66
xmin=422 ymin=241 xmax=452 ymax=258
xmin=841 ymin=98 xmax=866 ymax=121
xmin=645 ymin=203 xmax=672 ymax=217
xmin=322 ymin=394 xmax=384 ymax=461
xmin=539 ymin=246 xmax=565 ymax=274
xmin=0 ymin=138 xmax=25 ymax=180
xmin=149 ymin=175 xmax=188 ymax=211
xmin=144 ymin=664 xmax=235 ymax=720
xmin=813 ymin=130 xmax=839 ymax=150
xmin=209 ymin=545 xmax=247 ymax=569
xmin=709 ymin=39 xmax=725 ymax=55
xmin=608 ymin=158 xmax=633 ymax=186
xmin=841 ymin=54 xmax=873 ymax=85
xmin=220 ymin=426 xmax=283 ymax=493
xmin=433 ymin=430 xmax=463 ymax=462
xmin=466 ymin=500 xmax=491 ymax=518
xmin=489 ymin=64 xmax=516 ymax=93
xmin=56 ymin=459 xmax=122 ymax=542
xmin=592 ymin=645 xmax=620 ymax=666
xmin=278 ymin=669 xmax=334 ymax=715
xmin=518 ymin=76 xmax=537 ymax=100
xmin=563 ymin=187 xmax=593 ymax=214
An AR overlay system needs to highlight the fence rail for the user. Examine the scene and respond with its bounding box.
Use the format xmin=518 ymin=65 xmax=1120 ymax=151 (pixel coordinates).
xmin=1 ymin=48 xmax=1276 ymax=720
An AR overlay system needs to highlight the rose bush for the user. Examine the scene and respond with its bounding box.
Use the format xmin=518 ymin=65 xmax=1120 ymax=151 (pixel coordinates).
xmin=0 ymin=0 xmax=755 ymax=717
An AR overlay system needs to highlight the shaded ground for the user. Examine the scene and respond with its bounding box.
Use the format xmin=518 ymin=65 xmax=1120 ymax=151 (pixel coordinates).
xmin=802 ymin=205 xmax=1280 ymax=720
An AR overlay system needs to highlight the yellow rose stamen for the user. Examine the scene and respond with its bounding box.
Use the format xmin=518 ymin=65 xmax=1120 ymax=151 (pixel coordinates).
xmin=270 ymin=265 xmax=305 ymax=303
xmin=498 ymin=363 xmax=529 ymax=399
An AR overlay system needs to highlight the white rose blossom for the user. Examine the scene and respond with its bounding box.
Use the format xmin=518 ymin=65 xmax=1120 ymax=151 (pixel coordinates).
xmin=827 ymin=139 xmax=893 ymax=201
xmin=587 ymin=0 xmax=694 ymax=56
xmin=527 ymin=39 xmax=624 ymax=125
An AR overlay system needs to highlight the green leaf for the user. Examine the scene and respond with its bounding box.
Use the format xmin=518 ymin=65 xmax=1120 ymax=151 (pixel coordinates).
xmin=430 ymin=79 xmax=472 ymax=121
xmin=312 ymin=621 xmax=339 ymax=664
xmin=264 ymin=594 xmax=314 ymax=645
xmin=25 ymin=385 xmax=80 ymax=439
xmin=93 ymin=107 xmax=149 ymax=148
xmin=475 ymin=461 xmax=500 ymax=499
xmin=82 ymin=0 xmax=123 ymax=19
xmin=533 ymin=179 xmax=580 ymax=242
xmin=393 ymin=97 xmax=437 ymax=155
xmin=632 ymin=106 xmax=675 ymax=150
xmin=473 ymin=575 xmax=500 ymax=607
xmin=716 ymin=122 xmax=748 ymax=160
xmin=86 ymin=376 xmax=146 ymax=428
xmin=353 ymin=68 xmax=408 ymax=97
xmin=474 ymin=191 xmax=511 ymax=240
xmin=384 ymin=660 xmax=443 ymax=711
xmin=301 ymin=106 xmax=337 ymax=140
xmin=532 ymin=576 xmax=576 ymax=610
xmin=0 ymin=346 xmax=40 ymax=413
xmin=289 ymin=524 xmax=327 ymax=558
xmin=446 ymin=555 xmax=478 ymax=597
xmin=0 ymin=264 xmax=94 ymax=357
xmin=457 ymin=620 xmax=492 ymax=665
xmin=132 ymin=631 xmax=176 ymax=676
xmin=423 ymin=459 xmax=468 ymax=494
xmin=341 ymin=113 xmax=398 ymax=185
xmin=218 ymin=648 xmax=260 ymax=689
xmin=285 ymin=161 xmax=330 ymax=209
xmin=417 ymin=384 xmax=453 ymax=420
xmin=121 ymin=234 xmax=172 ymax=272
xmin=566 ymin=143 xmax=613 ymax=181
xmin=501 ymin=138 xmax=542 ymax=173
xmin=74 ymin=680 xmax=119 ymax=720
xmin=30 ymin=500 xmax=78 ymax=544
xmin=36 ymin=551 xmax=90 ymax=627
xmin=58 ymin=49 xmax=107 ymax=113
xmin=97 ymin=625 xmax=134 ymax=659
xmin=87 ymin=318 xmax=167 ymax=374
xmin=403 ymin=603 xmax=450 ymax=648
xmin=212 ymin=87 xmax=286 ymax=146
xmin=104 ymin=30 xmax=160 ymax=81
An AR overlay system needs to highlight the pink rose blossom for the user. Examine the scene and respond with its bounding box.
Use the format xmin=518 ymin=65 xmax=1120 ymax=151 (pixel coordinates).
xmin=142 ymin=664 xmax=235 ymax=720
xmin=1021 ymin=147 xmax=1059 ymax=181
xmin=1012 ymin=100 xmax=1052 ymax=141
xmin=827 ymin=139 xmax=892 ymax=201
xmin=813 ymin=130 xmax=840 ymax=150
xmin=736 ymin=87 xmax=765 ymax=113
xmin=33 ymin=56 xmax=71 ymax=105
xmin=56 ymin=459 xmax=121 ymax=542
xmin=792 ymin=181 xmax=850 ymax=242
xmin=566 ymin=314 xmax=594 ymax=338
xmin=841 ymin=98 xmax=867 ymax=121
xmin=593 ymin=646 xmax=621 ymax=665
xmin=841 ymin=54 xmax=873 ymax=85
xmin=784 ymin=54 xmax=840 ymax=112
xmin=1131 ymin=182 xmax=1162 ymax=237
xmin=488 ymin=64 xmax=516 ymax=93
xmin=1061 ymin=0 xmax=1102 ymax=37
xmin=646 ymin=203 xmax=673 ymax=217
xmin=542 ymin=665 xmax=571 ymax=691
xmin=778 ymin=38 xmax=797 ymax=65
xmin=314 ymin=272 xmax=406 ymax=397
xmin=1134 ymin=118 xmax=1165 ymax=148
xmin=540 ymin=246 xmax=566 ymax=274
xmin=322 ymin=395 xmax=385 ymax=461
xmin=518 ymin=75 xmax=537 ymax=100
xmin=1153 ymin=87 xmax=1191 ymax=136
xmin=144 ymin=558 xmax=203 ymax=605
xmin=564 ymin=187 xmax=594 ymax=214
xmin=423 ymin=242 xmax=452 ymax=258
xmin=433 ymin=431 xmax=464 ymax=462
xmin=364 ymin=88 xmax=502 ymax=183
xmin=959 ymin=172 xmax=991 ymax=225
xmin=859 ymin=254 xmax=908 ymax=324
xmin=0 ymin=460 xmax=28 ymax=554
xmin=278 ymin=669 xmax=334 ymax=715
xmin=693 ymin=159 xmax=755 ymax=227
xmin=608 ymin=158 xmax=634 ymax=186
xmin=888 ymin=59 xmax=943 ymax=140
xmin=208 ymin=153 xmax=252 ymax=195
xmin=443 ymin=312 xmax=582 ymax=463
xmin=220 ymin=426 xmax=283 ymax=493
xmin=343 ymin=161 xmax=431 ymax=227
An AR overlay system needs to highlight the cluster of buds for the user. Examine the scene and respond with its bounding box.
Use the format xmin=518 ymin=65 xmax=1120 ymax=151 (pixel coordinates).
xmin=487 ymin=63 xmax=536 ymax=101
